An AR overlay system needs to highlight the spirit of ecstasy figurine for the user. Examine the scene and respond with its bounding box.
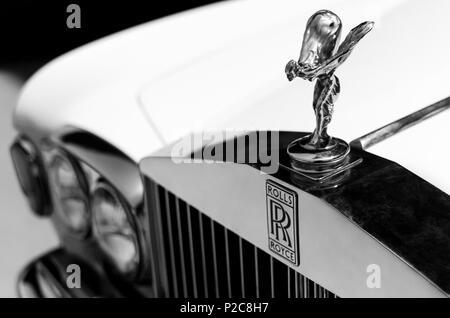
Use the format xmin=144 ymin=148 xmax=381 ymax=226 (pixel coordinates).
xmin=286 ymin=10 xmax=373 ymax=174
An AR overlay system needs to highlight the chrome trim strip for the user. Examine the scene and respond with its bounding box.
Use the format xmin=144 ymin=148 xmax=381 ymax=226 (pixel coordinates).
xmin=351 ymin=96 xmax=450 ymax=149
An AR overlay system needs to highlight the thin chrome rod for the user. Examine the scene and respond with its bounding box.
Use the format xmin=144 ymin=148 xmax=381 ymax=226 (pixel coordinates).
xmin=351 ymin=96 xmax=450 ymax=149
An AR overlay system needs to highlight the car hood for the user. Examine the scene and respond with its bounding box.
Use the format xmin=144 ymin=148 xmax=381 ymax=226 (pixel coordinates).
xmin=15 ymin=0 xmax=450 ymax=193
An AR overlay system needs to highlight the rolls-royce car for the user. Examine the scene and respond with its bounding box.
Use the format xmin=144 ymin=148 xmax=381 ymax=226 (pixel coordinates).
xmin=11 ymin=0 xmax=450 ymax=298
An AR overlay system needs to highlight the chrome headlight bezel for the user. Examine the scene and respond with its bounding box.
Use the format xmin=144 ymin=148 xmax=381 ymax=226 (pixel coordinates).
xmin=91 ymin=181 xmax=141 ymax=278
xmin=48 ymin=149 xmax=91 ymax=237
xmin=10 ymin=136 xmax=52 ymax=216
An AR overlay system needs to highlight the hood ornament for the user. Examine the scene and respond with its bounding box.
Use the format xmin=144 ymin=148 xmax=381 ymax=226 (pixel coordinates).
xmin=286 ymin=10 xmax=373 ymax=174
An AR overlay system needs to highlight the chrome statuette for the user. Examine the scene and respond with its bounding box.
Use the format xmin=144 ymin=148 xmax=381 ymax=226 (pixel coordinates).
xmin=286 ymin=10 xmax=373 ymax=175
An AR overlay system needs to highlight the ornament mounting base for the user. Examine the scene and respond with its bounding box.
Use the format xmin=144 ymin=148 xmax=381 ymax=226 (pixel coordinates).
xmin=287 ymin=134 xmax=351 ymax=175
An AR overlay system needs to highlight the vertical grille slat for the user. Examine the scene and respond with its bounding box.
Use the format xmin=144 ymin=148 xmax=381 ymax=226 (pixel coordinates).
xmin=294 ymin=271 xmax=299 ymax=298
xmin=161 ymin=189 xmax=178 ymax=297
xmin=152 ymin=183 xmax=337 ymax=298
xmin=213 ymin=222 xmax=229 ymax=297
xmin=210 ymin=219 xmax=220 ymax=298
xmin=254 ymin=246 xmax=260 ymax=298
xmin=174 ymin=198 xmax=188 ymax=297
xmin=270 ymin=257 xmax=274 ymax=298
xmin=150 ymin=182 xmax=168 ymax=297
xmin=166 ymin=192 xmax=184 ymax=297
xmin=224 ymin=229 xmax=232 ymax=297
xmin=197 ymin=208 xmax=209 ymax=297
xmin=306 ymin=276 xmax=311 ymax=298
xmin=239 ymin=238 xmax=245 ymax=297
xmin=200 ymin=214 xmax=218 ymax=297
xmin=186 ymin=205 xmax=198 ymax=298
xmin=287 ymin=267 xmax=291 ymax=298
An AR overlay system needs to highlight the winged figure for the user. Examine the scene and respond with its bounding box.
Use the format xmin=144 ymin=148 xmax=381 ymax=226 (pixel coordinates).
xmin=286 ymin=10 xmax=374 ymax=149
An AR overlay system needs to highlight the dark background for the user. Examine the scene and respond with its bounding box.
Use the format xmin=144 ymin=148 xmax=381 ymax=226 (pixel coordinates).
xmin=0 ymin=0 xmax=222 ymax=77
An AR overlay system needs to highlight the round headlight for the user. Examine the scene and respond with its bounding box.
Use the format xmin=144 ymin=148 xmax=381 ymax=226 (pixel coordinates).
xmin=49 ymin=153 xmax=90 ymax=235
xmin=91 ymin=183 xmax=139 ymax=276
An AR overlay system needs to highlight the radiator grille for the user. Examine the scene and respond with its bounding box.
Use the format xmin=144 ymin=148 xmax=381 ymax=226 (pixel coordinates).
xmin=149 ymin=181 xmax=337 ymax=298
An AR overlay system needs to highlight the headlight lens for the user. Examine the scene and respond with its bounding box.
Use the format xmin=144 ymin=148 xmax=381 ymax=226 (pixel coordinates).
xmin=49 ymin=153 xmax=90 ymax=235
xmin=91 ymin=183 xmax=139 ymax=275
